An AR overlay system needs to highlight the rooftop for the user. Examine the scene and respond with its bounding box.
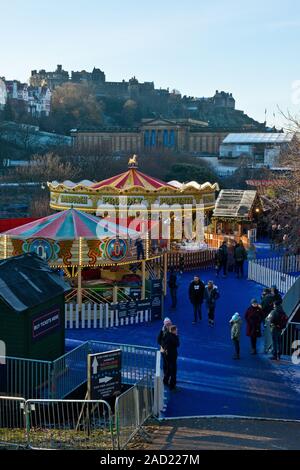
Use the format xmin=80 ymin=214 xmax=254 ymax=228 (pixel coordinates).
xmin=213 ymin=189 xmax=258 ymax=219
xmin=0 ymin=253 xmax=70 ymax=312
xmin=222 ymin=133 xmax=294 ymax=145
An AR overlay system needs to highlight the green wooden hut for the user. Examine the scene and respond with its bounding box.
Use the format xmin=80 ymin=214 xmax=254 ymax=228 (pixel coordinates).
xmin=0 ymin=253 xmax=70 ymax=361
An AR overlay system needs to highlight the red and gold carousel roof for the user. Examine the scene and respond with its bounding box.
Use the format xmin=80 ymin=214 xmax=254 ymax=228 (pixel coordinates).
xmin=48 ymin=155 xmax=219 ymax=197
xmin=91 ymin=167 xmax=175 ymax=191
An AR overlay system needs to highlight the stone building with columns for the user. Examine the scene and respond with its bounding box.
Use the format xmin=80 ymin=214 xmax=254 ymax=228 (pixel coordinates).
xmin=71 ymin=118 xmax=259 ymax=156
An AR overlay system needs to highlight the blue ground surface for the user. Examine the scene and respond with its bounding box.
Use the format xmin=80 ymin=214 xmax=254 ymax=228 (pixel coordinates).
xmin=66 ymin=243 xmax=300 ymax=420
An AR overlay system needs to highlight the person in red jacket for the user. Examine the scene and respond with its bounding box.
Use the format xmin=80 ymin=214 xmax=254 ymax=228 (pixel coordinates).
xmin=245 ymin=299 xmax=264 ymax=355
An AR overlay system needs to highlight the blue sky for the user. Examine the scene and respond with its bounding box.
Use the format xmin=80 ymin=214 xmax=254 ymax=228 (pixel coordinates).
xmin=1 ymin=0 xmax=300 ymax=127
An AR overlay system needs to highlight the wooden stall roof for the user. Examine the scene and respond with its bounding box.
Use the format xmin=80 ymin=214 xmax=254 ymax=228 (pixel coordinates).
xmin=213 ymin=190 xmax=258 ymax=219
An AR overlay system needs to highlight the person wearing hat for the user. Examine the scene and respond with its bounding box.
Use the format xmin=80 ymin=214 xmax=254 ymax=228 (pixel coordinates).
xmin=157 ymin=318 xmax=172 ymax=385
xmin=245 ymin=299 xmax=264 ymax=354
xmin=230 ymin=313 xmax=242 ymax=359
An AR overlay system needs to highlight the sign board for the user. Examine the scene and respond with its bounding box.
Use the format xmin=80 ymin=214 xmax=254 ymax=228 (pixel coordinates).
xmin=111 ymin=299 xmax=151 ymax=320
xmin=146 ymin=279 xmax=163 ymax=321
xmin=32 ymin=307 xmax=61 ymax=342
xmin=87 ymin=349 xmax=122 ymax=400
xmin=129 ymin=287 xmax=141 ymax=300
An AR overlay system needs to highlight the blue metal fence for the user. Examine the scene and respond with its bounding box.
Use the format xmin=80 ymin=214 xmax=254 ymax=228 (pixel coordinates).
xmin=0 ymin=356 xmax=51 ymax=399
xmin=0 ymin=341 xmax=157 ymax=400
xmin=52 ymin=341 xmax=91 ymax=399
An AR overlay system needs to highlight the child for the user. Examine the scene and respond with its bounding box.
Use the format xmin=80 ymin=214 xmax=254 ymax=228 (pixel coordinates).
xmin=230 ymin=312 xmax=242 ymax=359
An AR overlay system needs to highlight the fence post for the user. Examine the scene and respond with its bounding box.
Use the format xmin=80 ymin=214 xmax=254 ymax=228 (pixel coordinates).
xmin=153 ymin=350 xmax=163 ymax=417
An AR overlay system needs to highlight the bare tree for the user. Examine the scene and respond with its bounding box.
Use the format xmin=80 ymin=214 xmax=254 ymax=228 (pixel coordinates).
xmin=262 ymin=119 xmax=300 ymax=253
xmin=10 ymin=152 xmax=80 ymax=183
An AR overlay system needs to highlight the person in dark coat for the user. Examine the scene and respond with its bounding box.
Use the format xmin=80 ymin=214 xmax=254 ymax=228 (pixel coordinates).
xmin=157 ymin=317 xmax=172 ymax=385
xmin=271 ymin=285 xmax=282 ymax=305
xmin=261 ymin=288 xmax=274 ymax=319
xmin=268 ymin=301 xmax=288 ymax=361
xmin=216 ymin=241 xmax=228 ymax=277
xmin=189 ymin=275 xmax=205 ymax=324
xmin=261 ymin=288 xmax=275 ymax=353
xmin=204 ymin=281 xmax=220 ymax=327
xmin=168 ymin=267 xmax=178 ymax=309
xmin=234 ymin=241 xmax=247 ymax=278
xmin=164 ymin=325 xmax=180 ymax=390
xmin=245 ymin=299 xmax=264 ymax=354
xmin=135 ymin=237 xmax=145 ymax=260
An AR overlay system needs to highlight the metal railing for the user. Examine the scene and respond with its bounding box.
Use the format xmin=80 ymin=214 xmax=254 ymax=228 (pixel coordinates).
xmin=281 ymin=323 xmax=300 ymax=356
xmin=0 ymin=397 xmax=114 ymax=450
xmin=52 ymin=342 xmax=91 ymax=399
xmin=50 ymin=340 xmax=157 ymax=399
xmin=0 ymin=341 xmax=157 ymax=401
xmin=153 ymin=351 xmax=165 ymax=417
xmin=0 ymin=397 xmax=27 ymax=448
xmin=0 ymin=355 xmax=52 ymax=399
xmin=89 ymin=341 xmax=157 ymax=386
xmin=26 ymin=399 xmax=114 ymax=450
xmin=115 ymin=376 xmax=153 ymax=450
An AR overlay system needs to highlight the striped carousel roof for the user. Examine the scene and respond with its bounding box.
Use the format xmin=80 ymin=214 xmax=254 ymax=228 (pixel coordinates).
xmin=3 ymin=208 xmax=139 ymax=240
xmin=91 ymin=167 xmax=175 ymax=191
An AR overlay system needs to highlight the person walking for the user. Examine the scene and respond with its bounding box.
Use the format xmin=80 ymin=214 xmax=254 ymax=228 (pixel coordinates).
xmin=216 ymin=241 xmax=228 ymax=277
xmin=230 ymin=312 xmax=242 ymax=359
xmin=234 ymin=240 xmax=247 ymax=278
xmin=204 ymin=281 xmax=220 ymax=327
xmin=261 ymin=288 xmax=275 ymax=353
xmin=168 ymin=267 xmax=178 ymax=309
xmin=157 ymin=317 xmax=172 ymax=385
xmin=245 ymin=299 xmax=263 ymax=354
xmin=267 ymin=301 xmax=288 ymax=361
xmin=135 ymin=237 xmax=145 ymax=260
xmin=164 ymin=325 xmax=180 ymax=390
xmin=189 ymin=275 xmax=205 ymax=324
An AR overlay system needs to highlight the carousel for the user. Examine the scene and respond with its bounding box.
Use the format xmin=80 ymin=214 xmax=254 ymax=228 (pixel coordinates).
xmin=0 ymin=208 xmax=166 ymax=308
xmin=48 ymin=156 xmax=219 ymax=267
xmin=48 ymin=155 xmax=218 ymax=216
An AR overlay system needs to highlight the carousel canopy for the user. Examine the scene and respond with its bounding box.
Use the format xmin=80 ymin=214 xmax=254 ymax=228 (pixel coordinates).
xmin=48 ymin=156 xmax=219 ymax=194
xmin=90 ymin=167 xmax=174 ymax=191
xmin=3 ymin=208 xmax=139 ymax=240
